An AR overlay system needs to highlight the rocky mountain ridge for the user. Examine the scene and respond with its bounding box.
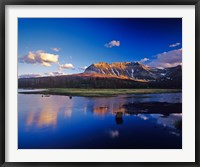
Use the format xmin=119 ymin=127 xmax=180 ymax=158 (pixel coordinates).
xmin=84 ymin=61 xmax=182 ymax=81
xmin=18 ymin=61 xmax=182 ymax=89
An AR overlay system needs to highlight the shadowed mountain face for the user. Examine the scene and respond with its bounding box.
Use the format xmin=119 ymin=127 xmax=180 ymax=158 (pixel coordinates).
xmin=18 ymin=62 xmax=182 ymax=89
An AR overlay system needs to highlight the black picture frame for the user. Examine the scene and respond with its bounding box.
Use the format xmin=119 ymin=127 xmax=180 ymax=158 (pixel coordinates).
xmin=0 ymin=0 xmax=199 ymax=166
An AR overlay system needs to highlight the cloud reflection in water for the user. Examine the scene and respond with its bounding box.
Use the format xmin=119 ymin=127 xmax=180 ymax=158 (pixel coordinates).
xmin=108 ymin=130 xmax=119 ymax=138
xmin=25 ymin=95 xmax=74 ymax=128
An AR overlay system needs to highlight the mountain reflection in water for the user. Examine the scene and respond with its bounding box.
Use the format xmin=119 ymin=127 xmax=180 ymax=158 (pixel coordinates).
xmin=18 ymin=92 xmax=182 ymax=149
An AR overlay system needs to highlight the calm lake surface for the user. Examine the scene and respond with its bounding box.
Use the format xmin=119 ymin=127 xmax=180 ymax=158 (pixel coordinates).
xmin=18 ymin=91 xmax=182 ymax=149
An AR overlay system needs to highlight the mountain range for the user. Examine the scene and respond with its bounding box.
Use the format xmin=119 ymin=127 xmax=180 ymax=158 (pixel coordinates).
xmin=18 ymin=62 xmax=182 ymax=89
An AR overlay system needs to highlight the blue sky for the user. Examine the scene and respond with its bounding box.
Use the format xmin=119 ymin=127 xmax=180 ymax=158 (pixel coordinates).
xmin=18 ymin=18 xmax=182 ymax=77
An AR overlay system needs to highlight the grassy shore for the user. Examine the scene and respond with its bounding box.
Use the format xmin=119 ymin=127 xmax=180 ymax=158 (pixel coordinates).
xmin=19 ymin=88 xmax=182 ymax=97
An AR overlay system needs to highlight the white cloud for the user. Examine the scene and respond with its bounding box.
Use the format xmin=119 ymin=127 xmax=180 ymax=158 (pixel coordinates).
xmin=169 ymin=42 xmax=181 ymax=48
xmin=19 ymin=50 xmax=59 ymax=67
xmin=51 ymin=48 xmax=60 ymax=52
xmin=18 ymin=73 xmax=43 ymax=78
xmin=59 ymin=63 xmax=74 ymax=70
xmin=44 ymin=71 xmax=65 ymax=76
xmin=140 ymin=58 xmax=149 ymax=63
xmin=78 ymin=66 xmax=88 ymax=71
xmin=105 ymin=40 xmax=120 ymax=48
xmin=147 ymin=49 xmax=182 ymax=68
xmin=19 ymin=71 xmax=67 ymax=78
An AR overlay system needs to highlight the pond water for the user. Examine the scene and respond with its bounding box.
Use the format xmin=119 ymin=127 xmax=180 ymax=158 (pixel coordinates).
xmin=18 ymin=92 xmax=182 ymax=149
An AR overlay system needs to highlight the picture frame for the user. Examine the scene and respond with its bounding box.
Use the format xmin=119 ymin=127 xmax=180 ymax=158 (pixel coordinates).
xmin=0 ymin=0 xmax=199 ymax=166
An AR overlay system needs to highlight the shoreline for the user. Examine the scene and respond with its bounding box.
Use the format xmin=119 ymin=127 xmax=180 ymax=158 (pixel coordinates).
xmin=18 ymin=88 xmax=182 ymax=97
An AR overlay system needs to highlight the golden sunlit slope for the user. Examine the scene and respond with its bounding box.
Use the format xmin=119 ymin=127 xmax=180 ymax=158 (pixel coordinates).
xmin=71 ymin=73 xmax=148 ymax=83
